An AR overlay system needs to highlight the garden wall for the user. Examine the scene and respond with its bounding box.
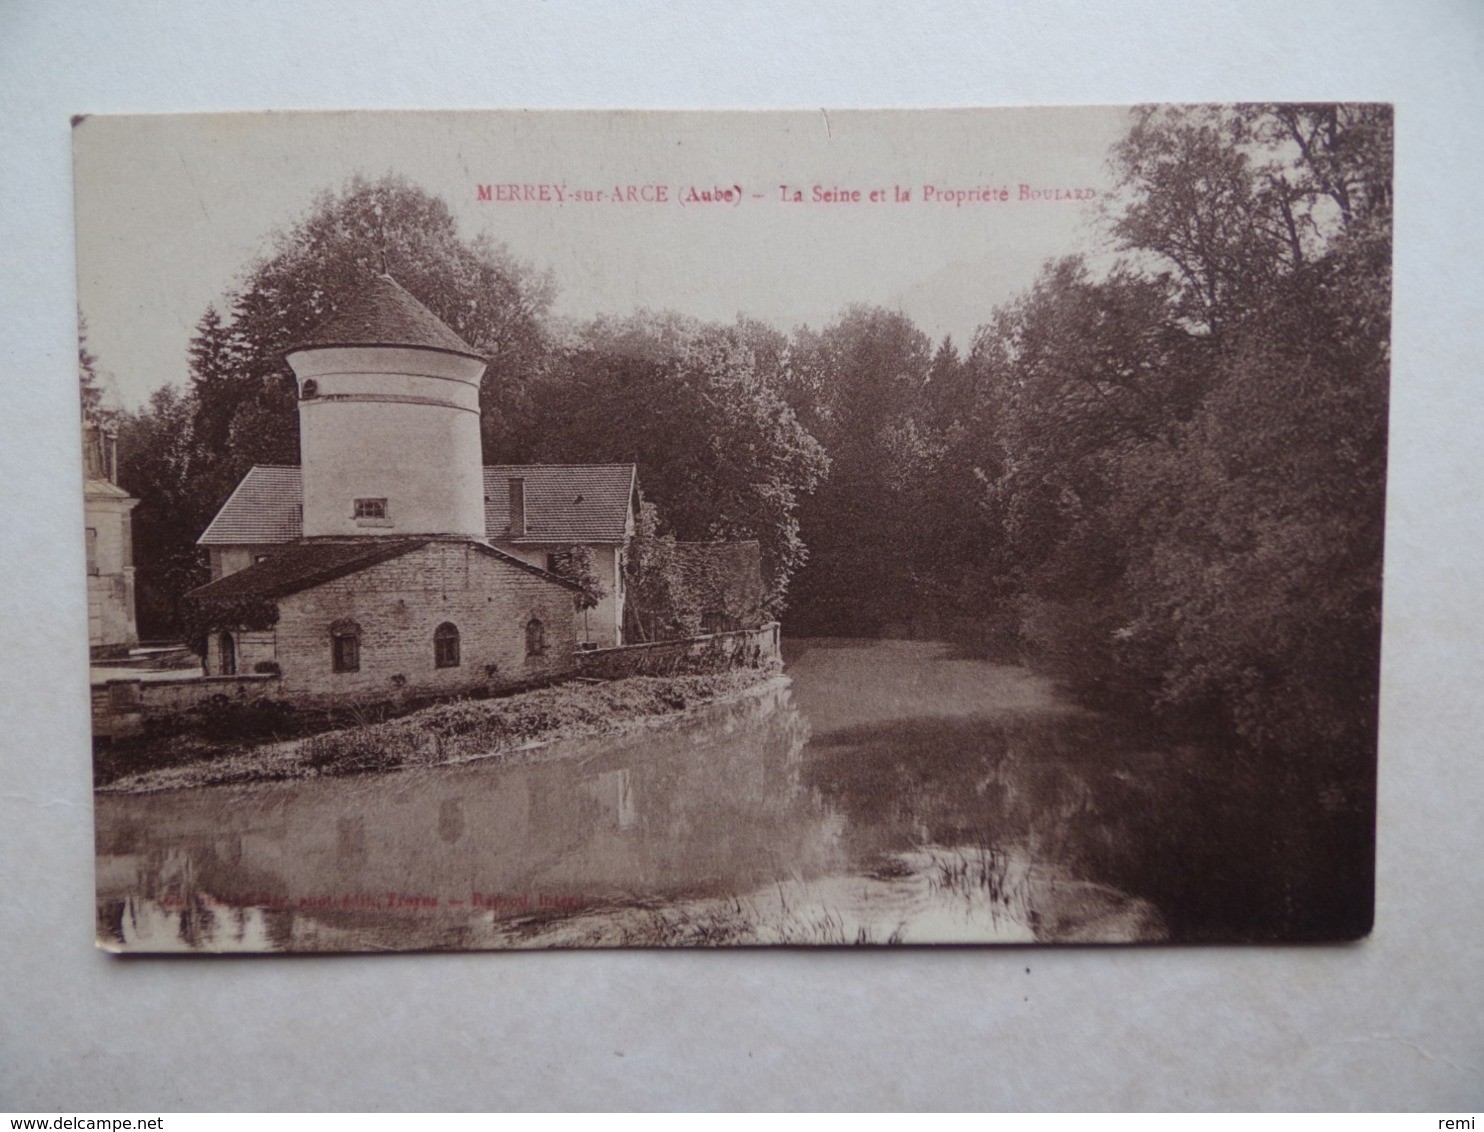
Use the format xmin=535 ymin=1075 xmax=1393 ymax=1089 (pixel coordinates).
xmin=91 ymin=673 xmax=280 ymax=741
xmin=575 ymin=623 xmax=780 ymax=681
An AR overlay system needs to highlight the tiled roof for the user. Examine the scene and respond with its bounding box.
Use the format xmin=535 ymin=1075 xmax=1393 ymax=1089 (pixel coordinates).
xmin=199 ymin=464 xmax=637 ymax=546
xmin=186 ymin=539 xmax=431 ymax=602
xmin=185 ymin=538 xmax=581 ymax=603
xmin=484 ymin=464 xmax=637 ymax=544
xmin=286 ymin=274 xmax=483 ymax=360
xmin=198 ymin=466 xmax=303 ymax=546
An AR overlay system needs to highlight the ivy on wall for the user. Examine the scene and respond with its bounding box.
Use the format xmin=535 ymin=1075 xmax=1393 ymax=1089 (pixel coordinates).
xmin=179 ymin=593 xmax=280 ymax=656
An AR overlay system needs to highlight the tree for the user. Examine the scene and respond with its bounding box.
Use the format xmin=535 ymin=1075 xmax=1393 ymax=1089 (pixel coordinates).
xmin=981 ymin=262 xmax=1194 ymax=557
xmin=1105 ymin=103 xmax=1392 ymax=339
xmin=1097 ymin=104 xmax=1391 ymax=751
xmin=622 ymin=501 xmax=703 ymax=642
xmin=79 ymin=313 xmax=123 ymax=483
xmin=783 ymin=307 xmax=944 ymax=634
xmin=116 ymin=385 xmax=212 ymax=636
xmin=529 ymin=312 xmax=827 ymax=614
xmin=547 ymin=545 xmax=607 ymax=612
xmin=962 ymin=103 xmax=1394 ymax=764
xmin=1114 ymin=304 xmax=1387 ymax=753
xmin=1105 ymin=107 xmax=1280 ymax=334
xmin=120 ymin=176 xmax=559 ymax=631
xmin=547 ymin=545 xmax=608 ymax=644
xmin=78 ymin=312 xmax=104 ymax=425
xmin=186 ymin=174 xmax=556 ymax=499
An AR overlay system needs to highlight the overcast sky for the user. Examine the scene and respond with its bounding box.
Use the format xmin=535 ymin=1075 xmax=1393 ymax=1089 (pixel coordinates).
xmin=73 ymin=107 xmax=1130 ymax=408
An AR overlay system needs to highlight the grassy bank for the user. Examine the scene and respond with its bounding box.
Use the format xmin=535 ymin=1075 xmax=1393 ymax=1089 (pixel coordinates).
xmin=97 ymin=667 xmax=781 ymax=795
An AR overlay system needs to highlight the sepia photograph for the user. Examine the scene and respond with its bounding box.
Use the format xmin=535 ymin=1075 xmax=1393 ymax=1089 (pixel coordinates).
xmin=75 ymin=105 xmax=1391 ymax=952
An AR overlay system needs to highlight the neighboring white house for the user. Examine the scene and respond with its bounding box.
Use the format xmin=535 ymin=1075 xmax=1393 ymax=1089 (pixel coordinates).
xmin=83 ymin=421 xmax=139 ymax=658
xmin=483 ymin=464 xmax=637 ymax=649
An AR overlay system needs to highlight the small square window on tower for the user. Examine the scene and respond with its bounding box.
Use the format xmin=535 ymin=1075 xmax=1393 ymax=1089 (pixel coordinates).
xmin=353 ymin=498 xmax=389 ymax=525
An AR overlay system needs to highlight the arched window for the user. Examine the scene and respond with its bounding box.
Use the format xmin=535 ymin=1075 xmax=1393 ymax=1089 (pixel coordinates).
xmin=330 ymin=619 xmax=361 ymax=673
xmin=219 ymin=632 xmax=237 ymax=677
xmin=434 ymin=622 xmax=460 ymax=668
xmin=525 ymin=617 xmax=546 ymax=658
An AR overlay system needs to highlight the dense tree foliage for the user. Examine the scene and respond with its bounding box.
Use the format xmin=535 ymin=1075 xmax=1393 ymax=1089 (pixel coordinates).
xmin=527 ymin=312 xmax=826 ymax=612
xmin=117 ymin=386 xmax=214 ymax=635
xmin=547 ymin=545 xmax=607 ymax=614
xmin=781 ymin=308 xmax=936 ymax=634
xmin=622 ymin=501 xmax=705 ymax=642
xmin=1050 ymin=105 xmax=1386 ymax=761
xmin=783 ymin=104 xmax=1390 ymax=767
xmin=184 ymin=174 xmax=557 ymax=499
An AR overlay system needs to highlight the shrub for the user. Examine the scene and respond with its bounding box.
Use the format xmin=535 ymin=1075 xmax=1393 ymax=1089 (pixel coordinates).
xmin=196 ymin=697 xmax=296 ymax=741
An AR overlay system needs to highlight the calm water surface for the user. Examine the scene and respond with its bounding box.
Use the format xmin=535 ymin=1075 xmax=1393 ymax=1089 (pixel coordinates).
xmin=97 ymin=638 xmax=1359 ymax=950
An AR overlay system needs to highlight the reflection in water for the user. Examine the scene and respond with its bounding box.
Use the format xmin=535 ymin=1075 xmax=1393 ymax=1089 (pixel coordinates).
xmin=98 ymin=679 xmax=838 ymax=951
xmin=96 ymin=639 xmax=1368 ymax=950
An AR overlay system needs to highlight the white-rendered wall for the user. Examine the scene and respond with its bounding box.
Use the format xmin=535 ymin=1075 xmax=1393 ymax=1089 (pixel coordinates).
xmin=84 ymin=490 xmax=138 ymax=651
xmin=288 ymin=345 xmax=487 ymax=539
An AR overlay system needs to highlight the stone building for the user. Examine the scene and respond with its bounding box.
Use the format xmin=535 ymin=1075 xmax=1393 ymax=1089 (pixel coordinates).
xmin=185 ymin=274 xmax=588 ymax=700
xmin=83 ymin=421 xmax=139 ymax=658
xmin=199 ymin=463 xmax=636 ymax=648
xmin=188 ymin=538 xmax=577 ymax=700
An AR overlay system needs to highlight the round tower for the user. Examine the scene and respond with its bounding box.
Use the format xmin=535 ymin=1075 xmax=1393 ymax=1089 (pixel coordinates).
xmin=285 ymin=274 xmax=488 ymax=540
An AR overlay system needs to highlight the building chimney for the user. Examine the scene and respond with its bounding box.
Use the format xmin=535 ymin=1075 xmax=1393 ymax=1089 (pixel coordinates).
xmin=509 ymin=477 xmax=526 ymax=537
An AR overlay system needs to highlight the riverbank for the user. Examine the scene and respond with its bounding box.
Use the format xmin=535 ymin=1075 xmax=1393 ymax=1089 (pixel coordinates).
xmin=95 ymin=637 xmax=1373 ymax=947
xmin=96 ymin=666 xmax=783 ymax=795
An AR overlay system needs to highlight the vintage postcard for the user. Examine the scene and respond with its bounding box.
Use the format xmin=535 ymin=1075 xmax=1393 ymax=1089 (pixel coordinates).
xmin=76 ymin=107 xmax=1390 ymax=951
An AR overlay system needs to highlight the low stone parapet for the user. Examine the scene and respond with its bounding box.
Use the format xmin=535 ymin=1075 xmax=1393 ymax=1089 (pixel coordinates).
xmin=90 ymin=626 xmax=781 ymax=742
xmin=92 ymin=673 xmax=280 ymax=740
xmin=575 ymin=623 xmax=780 ymax=681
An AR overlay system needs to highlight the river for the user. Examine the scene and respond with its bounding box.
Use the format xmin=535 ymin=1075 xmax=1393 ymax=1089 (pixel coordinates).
xmin=95 ymin=638 xmax=1370 ymax=950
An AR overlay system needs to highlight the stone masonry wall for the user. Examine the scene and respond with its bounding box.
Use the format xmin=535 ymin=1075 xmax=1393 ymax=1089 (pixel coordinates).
xmin=273 ymin=541 xmax=578 ymax=702
xmin=92 ymin=673 xmax=279 ymax=740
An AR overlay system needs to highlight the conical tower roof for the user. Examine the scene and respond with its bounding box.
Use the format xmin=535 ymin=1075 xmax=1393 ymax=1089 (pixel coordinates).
xmin=287 ymin=273 xmax=484 ymax=360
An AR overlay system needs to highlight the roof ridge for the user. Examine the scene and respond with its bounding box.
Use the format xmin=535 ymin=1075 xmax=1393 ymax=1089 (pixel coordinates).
xmin=185 ymin=536 xmax=586 ymax=602
xmin=186 ymin=538 xmax=432 ymax=602
xmin=466 ymin=540 xmax=584 ymax=591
